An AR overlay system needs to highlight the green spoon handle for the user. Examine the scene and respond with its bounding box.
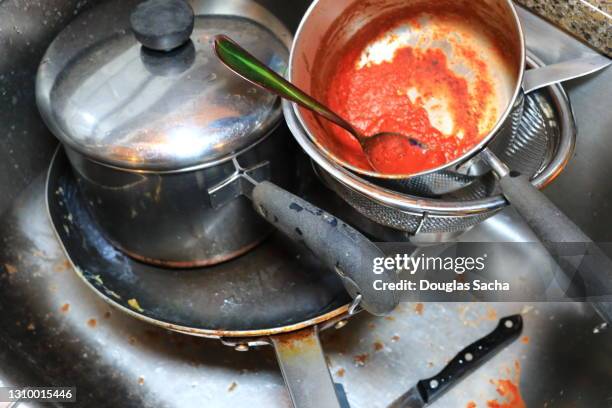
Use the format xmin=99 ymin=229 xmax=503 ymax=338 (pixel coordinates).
xmin=213 ymin=35 xmax=359 ymax=137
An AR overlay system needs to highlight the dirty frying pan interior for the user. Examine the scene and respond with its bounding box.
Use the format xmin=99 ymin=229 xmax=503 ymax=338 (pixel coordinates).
xmin=47 ymin=149 xmax=350 ymax=336
xmin=292 ymin=0 xmax=523 ymax=178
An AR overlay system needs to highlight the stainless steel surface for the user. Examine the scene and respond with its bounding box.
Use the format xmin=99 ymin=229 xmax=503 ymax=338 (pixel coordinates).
xmin=0 ymin=0 xmax=96 ymax=216
xmin=271 ymin=328 xmax=342 ymax=408
xmin=2 ymin=178 xmax=611 ymax=407
xmin=480 ymin=148 xmax=510 ymax=178
xmin=36 ymin=0 xmax=290 ymax=172
xmin=288 ymin=0 xmax=525 ymax=195
xmin=64 ymin=122 xmax=294 ymax=267
xmin=389 ymin=387 xmax=425 ymax=408
xmin=1 ymin=1 xmax=611 ymax=408
xmin=522 ymin=54 xmax=612 ymax=93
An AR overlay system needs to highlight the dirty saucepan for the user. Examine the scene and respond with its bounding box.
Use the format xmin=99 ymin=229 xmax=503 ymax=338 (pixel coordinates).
xmin=291 ymin=0 xmax=610 ymax=196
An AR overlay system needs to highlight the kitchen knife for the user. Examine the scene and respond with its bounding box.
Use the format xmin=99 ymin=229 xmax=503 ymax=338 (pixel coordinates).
xmin=388 ymin=314 xmax=523 ymax=408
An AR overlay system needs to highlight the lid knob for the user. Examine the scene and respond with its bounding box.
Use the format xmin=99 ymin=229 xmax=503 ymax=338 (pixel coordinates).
xmin=130 ymin=0 xmax=195 ymax=52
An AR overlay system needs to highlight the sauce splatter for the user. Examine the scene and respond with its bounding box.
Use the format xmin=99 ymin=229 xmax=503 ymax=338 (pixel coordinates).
xmin=324 ymin=10 xmax=503 ymax=175
xmin=336 ymin=368 xmax=346 ymax=377
xmin=353 ymin=353 xmax=369 ymax=367
xmin=60 ymin=303 xmax=70 ymax=313
xmin=486 ymin=361 xmax=526 ymax=408
xmin=486 ymin=380 xmax=525 ymax=408
xmin=521 ymin=336 xmax=530 ymax=344
xmin=467 ymin=402 xmax=477 ymax=408
xmin=373 ymin=341 xmax=384 ymax=351
xmin=415 ymin=303 xmax=425 ymax=315
xmin=87 ymin=318 xmax=97 ymax=328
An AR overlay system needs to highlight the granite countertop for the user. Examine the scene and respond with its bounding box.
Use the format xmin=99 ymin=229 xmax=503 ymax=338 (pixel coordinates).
xmin=515 ymin=0 xmax=611 ymax=56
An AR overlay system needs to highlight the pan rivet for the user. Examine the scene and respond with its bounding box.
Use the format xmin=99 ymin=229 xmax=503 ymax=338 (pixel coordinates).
xmin=234 ymin=344 xmax=249 ymax=352
xmin=334 ymin=320 xmax=348 ymax=329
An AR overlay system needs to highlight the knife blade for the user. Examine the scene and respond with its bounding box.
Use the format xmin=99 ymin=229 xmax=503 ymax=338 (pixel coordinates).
xmin=523 ymin=54 xmax=611 ymax=94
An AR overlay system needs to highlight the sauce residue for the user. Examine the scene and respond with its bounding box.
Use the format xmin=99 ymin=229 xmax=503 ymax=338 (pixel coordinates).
xmin=353 ymin=353 xmax=369 ymax=367
xmin=486 ymin=361 xmax=526 ymax=408
xmin=414 ymin=303 xmax=425 ymax=315
xmin=324 ymin=11 xmax=503 ymax=175
xmin=464 ymin=360 xmax=525 ymax=408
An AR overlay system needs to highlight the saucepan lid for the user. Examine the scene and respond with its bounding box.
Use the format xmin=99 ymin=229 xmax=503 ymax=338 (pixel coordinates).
xmin=36 ymin=0 xmax=290 ymax=172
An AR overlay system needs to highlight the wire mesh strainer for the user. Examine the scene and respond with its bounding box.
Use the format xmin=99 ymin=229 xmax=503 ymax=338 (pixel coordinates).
xmin=284 ymin=57 xmax=575 ymax=239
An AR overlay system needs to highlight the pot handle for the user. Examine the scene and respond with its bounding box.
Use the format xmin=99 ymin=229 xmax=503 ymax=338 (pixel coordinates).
xmin=482 ymin=149 xmax=612 ymax=323
xmin=252 ymin=181 xmax=399 ymax=316
xmin=523 ymin=55 xmax=611 ymax=94
xmin=271 ymin=326 xmax=342 ymax=408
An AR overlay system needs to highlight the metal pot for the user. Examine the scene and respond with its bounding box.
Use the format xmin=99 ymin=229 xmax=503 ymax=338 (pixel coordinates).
xmin=36 ymin=0 xmax=400 ymax=315
xmin=36 ymin=0 xmax=294 ymax=267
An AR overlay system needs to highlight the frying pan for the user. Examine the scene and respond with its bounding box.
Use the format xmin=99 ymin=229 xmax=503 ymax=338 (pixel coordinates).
xmin=46 ymin=147 xmax=353 ymax=408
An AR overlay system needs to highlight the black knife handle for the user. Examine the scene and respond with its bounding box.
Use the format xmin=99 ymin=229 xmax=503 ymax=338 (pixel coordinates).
xmin=416 ymin=314 xmax=523 ymax=405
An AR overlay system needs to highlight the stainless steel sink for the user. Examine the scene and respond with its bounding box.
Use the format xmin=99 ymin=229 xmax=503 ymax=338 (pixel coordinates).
xmin=1 ymin=1 xmax=610 ymax=407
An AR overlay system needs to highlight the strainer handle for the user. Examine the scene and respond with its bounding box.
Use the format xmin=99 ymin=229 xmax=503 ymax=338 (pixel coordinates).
xmin=486 ymin=151 xmax=612 ymax=323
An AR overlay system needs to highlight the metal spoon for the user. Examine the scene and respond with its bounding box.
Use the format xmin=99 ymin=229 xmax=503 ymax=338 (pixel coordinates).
xmin=212 ymin=35 xmax=426 ymax=172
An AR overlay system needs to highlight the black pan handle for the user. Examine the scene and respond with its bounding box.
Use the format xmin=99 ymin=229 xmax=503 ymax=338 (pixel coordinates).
xmin=481 ymin=148 xmax=612 ymax=324
xmin=252 ymin=181 xmax=399 ymax=316
xmin=497 ymin=171 xmax=612 ymax=323
xmin=412 ymin=315 xmax=523 ymax=406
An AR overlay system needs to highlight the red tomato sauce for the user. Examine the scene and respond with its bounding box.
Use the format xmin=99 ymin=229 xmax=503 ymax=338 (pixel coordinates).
xmin=324 ymin=13 xmax=498 ymax=175
xmin=486 ymin=379 xmax=526 ymax=408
